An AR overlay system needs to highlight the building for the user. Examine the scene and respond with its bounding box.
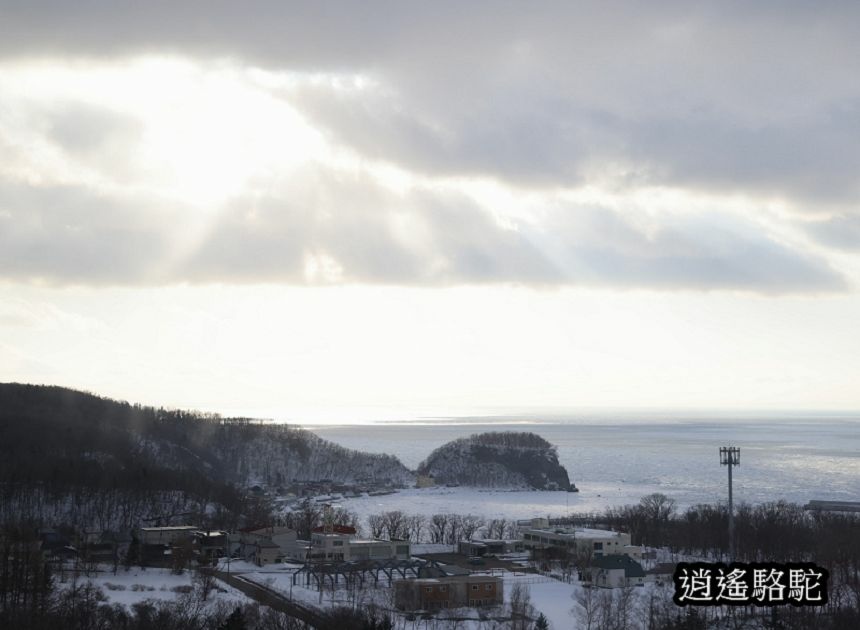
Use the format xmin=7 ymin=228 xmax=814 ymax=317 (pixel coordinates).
xmin=803 ymin=500 xmax=860 ymax=513
xmin=394 ymin=575 xmax=503 ymax=611
xmin=243 ymin=526 xmax=297 ymax=556
xmin=520 ymin=526 xmax=635 ymax=559
xmin=416 ymin=475 xmax=436 ymax=488
xmin=138 ymin=526 xmax=196 ymax=546
xmin=646 ymin=562 xmax=676 ymax=585
xmin=309 ymin=530 xmax=410 ymax=562
xmin=101 ymin=531 xmax=133 ymax=559
xmin=309 ymin=532 xmax=350 ymax=561
xmin=253 ymin=539 xmax=281 ymax=566
xmin=588 ymin=554 xmax=646 ymax=588
xmin=192 ymin=530 xmax=228 ymax=561
xmin=457 ymin=539 xmax=520 ymax=557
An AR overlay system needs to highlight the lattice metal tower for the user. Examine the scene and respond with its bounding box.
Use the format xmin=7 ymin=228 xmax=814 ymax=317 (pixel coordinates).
xmin=720 ymin=446 xmax=740 ymax=561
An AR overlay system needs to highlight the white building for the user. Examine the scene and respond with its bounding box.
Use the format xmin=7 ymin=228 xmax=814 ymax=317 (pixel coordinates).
xmin=520 ymin=526 xmax=636 ymax=558
xmin=309 ymin=531 xmax=410 ymax=562
xmin=244 ymin=526 xmax=297 ymax=556
xmin=589 ymin=554 xmax=646 ymax=588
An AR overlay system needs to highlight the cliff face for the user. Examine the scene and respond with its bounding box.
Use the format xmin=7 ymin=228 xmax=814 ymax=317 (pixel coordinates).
xmin=417 ymin=431 xmax=573 ymax=490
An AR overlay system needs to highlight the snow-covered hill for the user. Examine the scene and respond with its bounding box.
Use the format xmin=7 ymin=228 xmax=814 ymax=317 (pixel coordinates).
xmin=417 ymin=431 xmax=574 ymax=490
xmin=0 ymin=384 xmax=413 ymax=502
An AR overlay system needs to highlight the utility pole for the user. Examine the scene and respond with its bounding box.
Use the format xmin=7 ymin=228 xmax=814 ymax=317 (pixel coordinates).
xmin=720 ymin=446 xmax=740 ymax=561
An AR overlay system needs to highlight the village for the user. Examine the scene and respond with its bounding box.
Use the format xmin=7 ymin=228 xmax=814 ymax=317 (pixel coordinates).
xmin=28 ymin=499 xmax=677 ymax=628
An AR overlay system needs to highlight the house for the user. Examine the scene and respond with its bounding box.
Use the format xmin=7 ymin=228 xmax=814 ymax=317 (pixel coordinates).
xmin=589 ymin=554 xmax=646 ymax=588
xmin=243 ymin=526 xmax=297 ymax=557
xmin=253 ymin=540 xmax=281 ymax=566
xmin=646 ymin=562 xmax=676 ymax=585
xmin=80 ymin=528 xmax=102 ymax=545
xmin=394 ymin=575 xmax=503 ymax=611
xmin=238 ymin=538 xmax=283 ymax=566
xmin=236 ymin=526 xmax=303 ymax=566
xmin=520 ymin=526 xmax=635 ymax=559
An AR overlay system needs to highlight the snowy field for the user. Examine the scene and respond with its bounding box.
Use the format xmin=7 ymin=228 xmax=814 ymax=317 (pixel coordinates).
xmin=238 ymin=565 xmax=673 ymax=629
xmin=58 ymin=566 xmax=251 ymax=609
xmin=310 ymin=416 xmax=860 ymax=521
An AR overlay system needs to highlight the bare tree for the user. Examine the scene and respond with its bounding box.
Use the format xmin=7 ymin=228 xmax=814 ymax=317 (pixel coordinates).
xmin=639 ymin=493 xmax=677 ymax=522
xmin=509 ymin=582 xmax=533 ymax=630
xmin=573 ymin=586 xmax=598 ymax=630
xmin=382 ymin=510 xmax=408 ymax=540
xmin=193 ymin=569 xmax=216 ymax=602
xmin=446 ymin=514 xmax=462 ymax=544
xmin=406 ymin=514 xmax=426 ymax=542
xmin=367 ymin=514 xmax=385 ymax=539
xmin=331 ymin=507 xmax=361 ymax=534
xmin=461 ymin=516 xmax=485 ymax=542
xmin=486 ymin=518 xmax=508 ymax=539
xmin=290 ymin=498 xmax=322 ymax=539
xmin=430 ymin=514 xmax=449 ymax=544
xmin=613 ymin=584 xmax=638 ymax=630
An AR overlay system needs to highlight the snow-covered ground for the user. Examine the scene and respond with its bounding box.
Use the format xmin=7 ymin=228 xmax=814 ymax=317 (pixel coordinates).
xmin=237 ymin=564 xmax=675 ymax=630
xmin=58 ymin=566 xmax=251 ymax=609
xmin=310 ymin=417 xmax=860 ymax=522
xmin=504 ymin=572 xmax=580 ymax=629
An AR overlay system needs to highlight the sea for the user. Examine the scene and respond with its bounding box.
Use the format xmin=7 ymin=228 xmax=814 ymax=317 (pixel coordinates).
xmin=303 ymin=412 xmax=860 ymax=522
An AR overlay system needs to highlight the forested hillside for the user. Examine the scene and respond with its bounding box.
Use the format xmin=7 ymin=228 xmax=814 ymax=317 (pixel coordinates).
xmin=417 ymin=431 xmax=574 ymax=490
xmin=0 ymin=383 xmax=412 ymax=530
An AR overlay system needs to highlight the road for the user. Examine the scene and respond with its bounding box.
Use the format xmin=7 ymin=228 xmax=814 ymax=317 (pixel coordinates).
xmin=212 ymin=570 xmax=329 ymax=628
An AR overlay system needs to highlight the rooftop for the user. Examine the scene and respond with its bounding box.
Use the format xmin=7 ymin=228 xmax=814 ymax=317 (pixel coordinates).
xmin=524 ymin=526 xmax=623 ymax=540
xmin=140 ymin=526 xmax=195 ymax=532
xmin=592 ymin=554 xmax=646 ymax=578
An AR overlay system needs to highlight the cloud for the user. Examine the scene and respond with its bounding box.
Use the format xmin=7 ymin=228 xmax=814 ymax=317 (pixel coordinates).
xmin=3 ymin=2 xmax=859 ymax=207
xmin=804 ymin=215 xmax=860 ymax=252
xmin=0 ymin=168 xmax=843 ymax=292
xmin=545 ymin=208 xmax=847 ymax=293
xmin=46 ymin=102 xmax=143 ymax=176
xmin=0 ymin=178 xmax=177 ymax=284
xmin=180 ymin=167 xmax=560 ymax=285
xmin=0 ymin=3 xmax=855 ymax=292
xmin=167 ymin=178 xmax=854 ymax=292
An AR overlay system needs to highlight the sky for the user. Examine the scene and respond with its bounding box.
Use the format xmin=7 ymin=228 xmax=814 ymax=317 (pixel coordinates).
xmin=2 ymin=2 xmax=860 ymax=421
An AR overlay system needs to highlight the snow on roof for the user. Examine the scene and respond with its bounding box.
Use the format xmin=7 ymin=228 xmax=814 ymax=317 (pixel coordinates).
xmin=575 ymin=527 xmax=623 ymax=539
xmin=140 ymin=526 xmax=196 ymax=531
